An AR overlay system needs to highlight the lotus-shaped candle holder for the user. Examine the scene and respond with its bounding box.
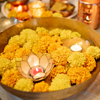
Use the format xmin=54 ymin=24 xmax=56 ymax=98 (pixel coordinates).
xmin=16 ymin=52 xmax=54 ymax=82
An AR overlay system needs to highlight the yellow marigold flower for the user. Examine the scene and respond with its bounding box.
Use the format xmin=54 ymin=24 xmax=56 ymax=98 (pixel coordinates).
xmin=15 ymin=48 xmax=30 ymax=58
xmin=23 ymin=41 xmax=33 ymax=49
xmin=10 ymin=58 xmax=22 ymax=69
xmin=3 ymin=44 xmax=20 ymax=53
xmin=48 ymin=43 xmax=61 ymax=53
xmin=49 ymin=28 xmax=62 ymax=36
xmin=8 ymin=35 xmax=20 ymax=45
xmin=33 ymin=81 xmax=49 ymax=92
xmin=67 ymin=67 xmax=92 ymax=85
xmin=84 ymin=53 xmax=96 ymax=72
xmin=49 ymin=65 xmax=67 ymax=79
xmin=49 ymin=74 xmax=71 ymax=91
xmin=60 ymin=30 xmax=81 ymax=41
xmin=14 ymin=78 xmax=34 ymax=92
xmin=41 ymin=10 xmax=52 ymax=17
xmin=36 ymin=27 xmax=49 ymax=34
xmin=51 ymin=46 xmax=72 ymax=66
xmin=20 ymin=28 xmax=39 ymax=46
xmin=1 ymin=69 xmax=21 ymax=87
xmin=67 ymin=52 xmax=86 ymax=67
xmin=86 ymin=46 xmax=100 ymax=59
xmin=0 ymin=57 xmax=11 ymax=75
xmin=60 ymin=29 xmax=72 ymax=41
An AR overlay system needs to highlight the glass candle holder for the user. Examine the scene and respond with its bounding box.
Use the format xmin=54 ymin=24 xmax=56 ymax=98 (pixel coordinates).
xmin=78 ymin=0 xmax=100 ymax=29
xmin=28 ymin=1 xmax=46 ymax=18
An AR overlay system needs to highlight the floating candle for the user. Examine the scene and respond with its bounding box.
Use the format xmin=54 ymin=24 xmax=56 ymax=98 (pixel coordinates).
xmin=70 ymin=43 xmax=82 ymax=52
xmin=30 ymin=66 xmax=44 ymax=76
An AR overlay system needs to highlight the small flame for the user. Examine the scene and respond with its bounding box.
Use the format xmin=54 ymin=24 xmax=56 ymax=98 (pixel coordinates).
xmin=18 ymin=5 xmax=22 ymax=12
xmin=86 ymin=16 xmax=90 ymax=21
xmin=36 ymin=68 xmax=39 ymax=72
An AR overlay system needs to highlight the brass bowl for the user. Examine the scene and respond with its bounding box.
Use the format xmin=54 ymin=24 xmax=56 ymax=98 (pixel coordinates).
xmin=0 ymin=17 xmax=100 ymax=100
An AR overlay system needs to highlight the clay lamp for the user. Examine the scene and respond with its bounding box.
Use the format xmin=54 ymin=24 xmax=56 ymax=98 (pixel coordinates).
xmin=63 ymin=37 xmax=90 ymax=52
xmin=16 ymin=52 xmax=54 ymax=82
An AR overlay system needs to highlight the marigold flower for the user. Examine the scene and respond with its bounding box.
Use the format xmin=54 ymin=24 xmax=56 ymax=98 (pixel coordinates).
xmin=84 ymin=53 xmax=96 ymax=72
xmin=49 ymin=74 xmax=71 ymax=91
xmin=14 ymin=78 xmax=34 ymax=92
xmin=0 ymin=57 xmax=10 ymax=75
xmin=67 ymin=67 xmax=92 ymax=85
xmin=48 ymin=43 xmax=61 ymax=53
xmin=33 ymin=81 xmax=49 ymax=92
xmin=1 ymin=69 xmax=22 ymax=87
xmin=49 ymin=28 xmax=62 ymax=36
xmin=49 ymin=65 xmax=67 ymax=79
xmin=86 ymin=46 xmax=100 ymax=59
xmin=15 ymin=48 xmax=30 ymax=58
xmin=3 ymin=44 xmax=20 ymax=53
xmin=38 ymin=32 xmax=50 ymax=38
xmin=1 ymin=52 xmax=15 ymax=60
xmin=51 ymin=46 xmax=72 ymax=66
xmin=36 ymin=27 xmax=49 ymax=34
xmin=67 ymin=52 xmax=86 ymax=67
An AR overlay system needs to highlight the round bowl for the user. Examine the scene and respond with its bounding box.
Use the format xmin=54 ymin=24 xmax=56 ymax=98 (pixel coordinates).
xmin=0 ymin=17 xmax=100 ymax=100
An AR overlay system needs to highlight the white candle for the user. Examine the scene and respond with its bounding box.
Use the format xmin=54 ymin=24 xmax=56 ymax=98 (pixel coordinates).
xmin=70 ymin=44 xmax=82 ymax=52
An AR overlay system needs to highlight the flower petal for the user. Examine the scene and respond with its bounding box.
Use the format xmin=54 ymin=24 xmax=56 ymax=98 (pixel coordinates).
xmin=28 ymin=53 xmax=39 ymax=67
xmin=45 ymin=65 xmax=54 ymax=77
xmin=17 ymin=66 xmax=32 ymax=79
xmin=45 ymin=58 xmax=53 ymax=73
xmin=46 ymin=53 xmax=51 ymax=59
xmin=21 ymin=60 xmax=30 ymax=74
xmin=33 ymin=73 xmax=45 ymax=80
xmin=40 ymin=54 xmax=48 ymax=69
xmin=37 ymin=52 xmax=43 ymax=59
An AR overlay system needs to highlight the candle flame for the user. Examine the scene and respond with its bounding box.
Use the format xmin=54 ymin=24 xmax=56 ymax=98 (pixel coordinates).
xmin=36 ymin=68 xmax=39 ymax=71
xmin=18 ymin=5 xmax=22 ymax=12
xmin=86 ymin=16 xmax=90 ymax=21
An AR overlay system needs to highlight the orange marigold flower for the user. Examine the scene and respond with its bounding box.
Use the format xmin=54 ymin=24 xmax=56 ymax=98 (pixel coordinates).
xmin=38 ymin=32 xmax=50 ymax=38
xmin=67 ymin=67 xmax=92 ymax=85
xmin=84 ymin=53 xmax=96 ymax=72
xmin=1 ymin=69 xmax=22 ymax=88
xmin=48 ymin=43 xmax=61 ymax=53
xmin=32 ymin=42 xmax=47 ymax=54
xmin=51 ymin=46 xmax=72 ymax=66
xmin=49 ymin=65 xmax=67 ymax=79
xmin=51 ymin=35 xmax=62 ymax=44
xmin=33 ymin=81 xmax=49 ymax=92
xmin=3 ymin=44 xmax=20 ymax=53
xmin=1 ymin=52 xmax=15 ymax=60
xmin=15 ymin=48 xmax=30 ymax=58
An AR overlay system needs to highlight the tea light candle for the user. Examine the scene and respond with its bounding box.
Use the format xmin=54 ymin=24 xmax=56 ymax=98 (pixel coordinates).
xmin=30 ymin=66 xmax=44 ymax=76
xmin=70 ymin=44 xmax=82 ymax=52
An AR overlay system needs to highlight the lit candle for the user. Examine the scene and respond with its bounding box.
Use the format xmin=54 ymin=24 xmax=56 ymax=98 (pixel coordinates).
xmin=30 ymin=66 xmax=44 ymax=76
xmin=70 ymin=44 xmax=82 ymax=52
